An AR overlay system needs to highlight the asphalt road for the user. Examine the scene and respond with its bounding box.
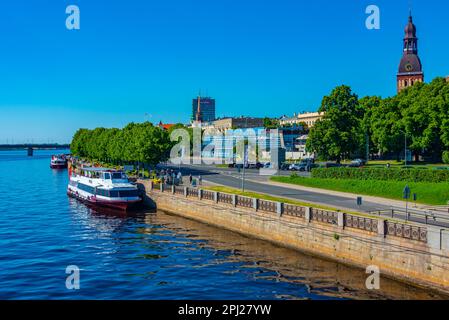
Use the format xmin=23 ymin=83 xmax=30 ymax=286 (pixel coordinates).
xmin=160 ymin=164 xmax=449 ymax=228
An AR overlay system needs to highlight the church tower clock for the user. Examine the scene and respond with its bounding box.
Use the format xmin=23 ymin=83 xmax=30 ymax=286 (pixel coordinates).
xmin=397 ymin=13 xmax=424 ymax=93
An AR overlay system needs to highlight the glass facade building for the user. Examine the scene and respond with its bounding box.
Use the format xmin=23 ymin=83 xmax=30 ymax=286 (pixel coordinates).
xmin=192 ymin=97 xmax=216 ymax=122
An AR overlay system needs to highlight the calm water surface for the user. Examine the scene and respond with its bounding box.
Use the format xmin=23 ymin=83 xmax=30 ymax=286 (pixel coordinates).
xmin=0 ymin=149 xmax=446 ymax=300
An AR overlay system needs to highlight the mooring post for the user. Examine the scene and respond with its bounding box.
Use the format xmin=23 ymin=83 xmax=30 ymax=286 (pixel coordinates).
xmin=253 ymin=198 xmax=258 ymax=211
xmin=171 ymin=185 xmax=175 ymax=194
xmin=305 ymin=207 xmax=312 ymax=223
xmin=198 ymin=189 xmax=203 ymax=200
xmin=378 ymin=219 xmax=386 ymax=237
xmin=214 ymin=192 xmax=218 ymax=203
xmin=184 ymin=187 xmax=188 ymax=197
xmin=232 ymin=194 xmax=237 ymax=207
xmin=337 ymin=212 xmax=345 ymax=229
xmin=160 ymin=183 xmax=164 ymax=192
xmin=277 ymin=202 xmax=283 ymax=217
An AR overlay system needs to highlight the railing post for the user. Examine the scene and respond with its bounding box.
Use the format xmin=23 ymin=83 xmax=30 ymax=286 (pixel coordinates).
xmin=232 ymin=194 xmax=237 ymax=207
xmin=198 ymin=189 xmax=203 ymax=200
xmin=378 ymin=219 xmax=386 ymax=237
xmin=427 ymin=226 xmax=443 ymax=250
xmin=253 ymin=198 xmax=258 ymax=211
xmin=172 ymin=185 xmax=175 ymax=194
xmin=184 ymin=187 xmax=188 ymax=197
xmin=305 ymin=207 xmax=311 ymax=223
xmin=214 ymin=192 xmax=218 ymax=203
xmin=277 ymin=202 xmax=283 ymax=217
xmin=337 ymin=212 xmax=345 ymax=229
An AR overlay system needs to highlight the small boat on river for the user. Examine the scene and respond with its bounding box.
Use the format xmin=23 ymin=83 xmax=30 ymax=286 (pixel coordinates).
xmin=50 ymin=155 xmax=68 ymax=169
xmin=67 ymin=167 xmax=142 ymax=211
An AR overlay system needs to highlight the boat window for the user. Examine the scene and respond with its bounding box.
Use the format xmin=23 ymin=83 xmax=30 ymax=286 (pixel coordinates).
xmin=107 ymin=189 xmax=138 ymax=198
xmin=119 ymin=189 xmax=139 ymax=197
xmin=109 ymin=190 xmax=120 ymax=198
xmin=96 ymin=188 xmax=109 ymax=197
xmin=77 ymin=183 xmax=95 ymax=194
xmin=111 ymin=172 xmax=123 ymax=179
xmin=104 ymin=173 xmax=111 ymax=180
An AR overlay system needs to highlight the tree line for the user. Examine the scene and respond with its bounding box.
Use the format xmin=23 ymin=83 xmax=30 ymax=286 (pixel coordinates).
xmin=71 ymin=122 xmax=174 ymax=166
xmin=306 ymin=77 xmax=449 ymax=163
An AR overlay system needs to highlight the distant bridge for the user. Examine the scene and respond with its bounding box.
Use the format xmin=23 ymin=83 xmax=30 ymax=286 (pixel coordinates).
xmin=0 ymin=144 xmax=70 ymax=150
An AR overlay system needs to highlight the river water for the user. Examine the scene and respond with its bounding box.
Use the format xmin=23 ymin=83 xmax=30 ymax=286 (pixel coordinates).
xmin=0 ymin=149 xmax=445 ymax=300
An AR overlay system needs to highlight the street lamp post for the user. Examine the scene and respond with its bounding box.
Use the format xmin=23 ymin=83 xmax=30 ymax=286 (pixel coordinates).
xmin=399 ymin=130 xmax=408 ymax=166
xmin=403 ymin=184 xmax=411 ymax=221
xmin=404 ymin=132 xmax=408 ymax=167
xmin=366 ymin=132 xmax=369 ymax=165
xmin=241 ymin=147 xmax=247 ymax=192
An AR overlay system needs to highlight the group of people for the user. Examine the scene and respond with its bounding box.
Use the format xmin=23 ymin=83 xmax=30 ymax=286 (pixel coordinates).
xmin=157 ymin=169 xmax=183 ymax=185
xmin=152 ymin=169 xmax=203 ymax=187
xmin=187 ymin=173 xmax=202 ymax=187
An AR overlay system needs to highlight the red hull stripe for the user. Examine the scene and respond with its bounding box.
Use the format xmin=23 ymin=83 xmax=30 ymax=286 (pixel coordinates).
xmin=67 ymin=190 xmax=141 ymax=211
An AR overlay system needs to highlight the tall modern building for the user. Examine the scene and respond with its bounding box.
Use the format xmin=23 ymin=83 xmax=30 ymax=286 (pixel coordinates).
xmin=192 ymin=96 xmax=216 ymax=123
xmin=397 ymin=12 xmax=424 ymax=93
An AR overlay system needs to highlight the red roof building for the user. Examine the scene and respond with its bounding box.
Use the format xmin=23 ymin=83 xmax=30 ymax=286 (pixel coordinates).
xmin=158 ymin=121 xmax=175 ymax=131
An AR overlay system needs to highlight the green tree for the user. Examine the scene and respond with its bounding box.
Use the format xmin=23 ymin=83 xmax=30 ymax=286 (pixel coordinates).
xmin=367 ymin=97 xmax=405 ymax=160
xmin=306 ymin=85 xmax=365 ymax=163
xmin=70 ymin=122 xmax=172 ymax=167
xmin=263 ymin=117 xmax=279 ymax=129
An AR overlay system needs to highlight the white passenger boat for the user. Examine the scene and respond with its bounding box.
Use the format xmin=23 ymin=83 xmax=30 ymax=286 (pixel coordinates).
xmin=50 ymin=155 xmax=68 ymax=169
xmin=67 ymin=167 xmax=142 ymax=211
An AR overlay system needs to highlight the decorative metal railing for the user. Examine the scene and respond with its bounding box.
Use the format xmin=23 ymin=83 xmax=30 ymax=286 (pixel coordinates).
xmin=284 ymin=204 xmax=305 ymax=217
xmin=311 ymin=209 xmax=338 ymax=225
xmin=236 ymin=196 xmax=253 ymax=208
xmin=186 ymin=188 xmax=198 ymax=197
xmin=386 ymin=221 xmax=427 ymax=242
xmin=218 ymin=193 xmax=233 ymax=204
xmin=258 ymin=200 xmax=277 ymax=213
xmin=345 ymin=215 xmax=378 ymax=233
xmin=202 ymin=190 xmax=214 ymax=201
xmin=174 ymin=186 xmax=184 ymax=195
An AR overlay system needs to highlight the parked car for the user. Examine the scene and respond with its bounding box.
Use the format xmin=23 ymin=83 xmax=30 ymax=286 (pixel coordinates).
xmin=290 ymin=163 xmax=307 ymax=171
xmin=325 ymin=162 xmax=342 ymax=168
xmin=248 ymin=162 xmax=263 ymax=169
xmin=349 ymin=159 xmax=366 ymax=167
xmin=354 ymin=158 xmax=366 ymax=165
xmin=280 ymin=163 xmax=291 ymax=171
xmin=349 ymin=160 xmax=362 ymax=167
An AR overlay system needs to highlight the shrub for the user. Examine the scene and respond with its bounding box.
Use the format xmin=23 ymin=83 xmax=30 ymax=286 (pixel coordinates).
xmin=311 ymin=167 xmax=449 ymax=183
xmin=443 ymin=151 xmax=449 ymax=164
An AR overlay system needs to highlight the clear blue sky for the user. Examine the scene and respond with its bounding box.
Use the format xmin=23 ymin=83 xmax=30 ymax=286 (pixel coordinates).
xmin=0 ymin=0 xmax=448 ymax=143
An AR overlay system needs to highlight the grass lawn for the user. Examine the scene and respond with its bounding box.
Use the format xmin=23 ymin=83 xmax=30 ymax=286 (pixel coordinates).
xmin=270 ymin=176 xmax=449 ymax=206
xmin=215 ymin=164 xmax=230 ymax=168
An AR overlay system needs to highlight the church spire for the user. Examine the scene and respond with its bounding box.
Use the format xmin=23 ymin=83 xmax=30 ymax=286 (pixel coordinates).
xmin=397 ymin=11 xmax=424 ymax=93
xmin=404 ymin=12 xmax=418 ymax=53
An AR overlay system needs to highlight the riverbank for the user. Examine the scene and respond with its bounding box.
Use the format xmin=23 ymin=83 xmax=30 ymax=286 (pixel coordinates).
xmin=139 ymin=180 xmax=449 ymax=295
xmin=270 ymin=176 xmax=449 ymax=206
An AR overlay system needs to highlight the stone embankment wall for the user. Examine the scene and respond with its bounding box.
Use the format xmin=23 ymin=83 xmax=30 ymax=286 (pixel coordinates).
xmin=138 ymin=180 xmax=449 ymax=293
